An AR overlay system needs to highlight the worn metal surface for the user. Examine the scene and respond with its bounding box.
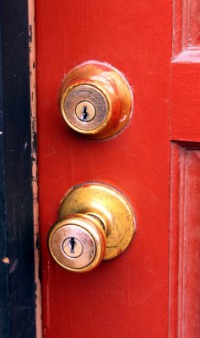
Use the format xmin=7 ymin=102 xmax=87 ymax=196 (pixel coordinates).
xmin=59 ymin=183 xmax=136 ymax=260
xmin=48 ymin=215 xmax=106 ymax=272
xmin=59 ymin=61 xmax=133 ymax=139
xmin=63 ymin=84 xmax=108 ymax=131
xmin=48 ymin=183 xmax=135 ymax=273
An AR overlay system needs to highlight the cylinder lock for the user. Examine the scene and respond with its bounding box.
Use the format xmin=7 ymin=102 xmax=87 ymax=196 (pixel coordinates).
xmin=59 ymin=61 xmax=133 ymax=139
xmin=48 ymin=183 xmax=136 ymax=272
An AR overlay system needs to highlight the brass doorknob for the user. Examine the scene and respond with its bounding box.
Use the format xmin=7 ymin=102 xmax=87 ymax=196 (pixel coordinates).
xmin=48 ymin=183 xmax=136 ymax=272
xmin=59 ymin=61 xmax=133 ymax=139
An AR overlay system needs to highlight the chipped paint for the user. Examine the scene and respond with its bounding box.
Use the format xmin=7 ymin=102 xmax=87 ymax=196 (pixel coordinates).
xmin=28 ymin=0 xmax=42 ymax=337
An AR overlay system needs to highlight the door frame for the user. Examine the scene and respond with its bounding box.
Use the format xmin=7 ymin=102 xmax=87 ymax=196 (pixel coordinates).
xmin=0 ymin=1 xmax=40 ymax=337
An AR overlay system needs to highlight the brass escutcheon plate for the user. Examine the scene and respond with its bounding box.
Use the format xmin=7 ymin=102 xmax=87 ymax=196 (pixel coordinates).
xmin=59 ymin=183 xmax=136 ymax=260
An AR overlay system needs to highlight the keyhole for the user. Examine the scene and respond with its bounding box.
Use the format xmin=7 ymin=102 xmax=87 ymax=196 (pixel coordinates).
xmin=69 ymin=237 xmax=76 ymax=253
xmin=75 ymin=101 xmax=96 ymax=122
xmin=62 ymin=236 xmax=83 ymax=258
xmin=81 ymin=106 xmax=88 ymax=121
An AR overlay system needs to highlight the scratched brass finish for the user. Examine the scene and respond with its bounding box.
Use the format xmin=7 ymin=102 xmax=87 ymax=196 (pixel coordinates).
xmin=62 ymin=84 xmax=109 ymax=132
xmin=48 ymin=214 xmax=106 ymax=272
xmin=59 ymin=183 xmax=135 ymax=260
xmin=59 ymin=61 xmax=133 ymax=139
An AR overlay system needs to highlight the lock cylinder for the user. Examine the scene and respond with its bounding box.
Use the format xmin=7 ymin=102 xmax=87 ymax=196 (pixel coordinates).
xmin=61 ymin=84 xmax=109 ymax=133
xmin=59 ymin=61 xmax=133 ymax=139
xmin=48 ymin=214 xmax=106 ymax=272
xmin=48 ymin=183 xmax=136 ymax=273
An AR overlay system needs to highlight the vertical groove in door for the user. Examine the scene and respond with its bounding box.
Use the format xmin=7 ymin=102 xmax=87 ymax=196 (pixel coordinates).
xmin=169 ymin=142 xmax=200 ymax=337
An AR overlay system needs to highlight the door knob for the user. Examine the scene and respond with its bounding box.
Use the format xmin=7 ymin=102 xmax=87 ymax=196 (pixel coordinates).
xmin=59 ymin=61 xmax=133 ymax=139
xmin=48 ymin=183 xmax=136 ymax=272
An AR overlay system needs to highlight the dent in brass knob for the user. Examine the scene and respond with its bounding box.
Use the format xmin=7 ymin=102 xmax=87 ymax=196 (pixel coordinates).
xmin=59 ymin=61 xmax=133 ymax=139
xmin=48 ymin=183 xmax=136 ymax=273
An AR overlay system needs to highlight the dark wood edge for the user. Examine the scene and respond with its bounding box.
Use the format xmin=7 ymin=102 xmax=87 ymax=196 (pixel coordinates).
xmin=0 ymin=1 xmax=36 ymax=337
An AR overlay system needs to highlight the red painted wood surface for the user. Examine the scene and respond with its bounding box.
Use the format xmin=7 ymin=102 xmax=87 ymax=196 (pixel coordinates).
xmin=170 ymin=145 xmax=200 ymax=338
xmin=169 ymin=1 xmax=200 ymax=336
xmin=36 ymin=0 xmax=200 ymax=337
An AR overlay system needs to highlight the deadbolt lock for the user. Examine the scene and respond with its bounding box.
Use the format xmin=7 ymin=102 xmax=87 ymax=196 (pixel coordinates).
xmin=48 ymin=183 xmax=136 ymax=272
xmin=59 ymin=61 xmax=133 ymax=139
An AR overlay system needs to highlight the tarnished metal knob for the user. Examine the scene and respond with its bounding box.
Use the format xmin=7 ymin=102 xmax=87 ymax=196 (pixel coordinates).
xmin=48 ymin=183 xmax=136 ymax=273
xmin=48 ymin=214 xmax=106 ymax=272
xmin=59 ymin=61 xmax=133 ymax=139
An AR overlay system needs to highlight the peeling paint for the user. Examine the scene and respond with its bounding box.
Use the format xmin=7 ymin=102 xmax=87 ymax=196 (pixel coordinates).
xmin=36 ymin=233 xmax=40 ymax=251
xmin=32 ymin=131 xmax=37 ymax=153
xmin=29 ymin=24 xmax=33 ymax=43
xmin=28 ymin=0 xmax=42 ymax=336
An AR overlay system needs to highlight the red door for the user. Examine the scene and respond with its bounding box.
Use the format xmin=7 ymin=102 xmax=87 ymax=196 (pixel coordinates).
xmin=36 ymin=0 xmax=200 ymax=337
